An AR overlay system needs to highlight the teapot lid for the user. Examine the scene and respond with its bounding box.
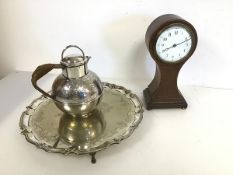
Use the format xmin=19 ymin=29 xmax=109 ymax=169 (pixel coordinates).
xmin=60 ymin=45 xmax=90 ymax=68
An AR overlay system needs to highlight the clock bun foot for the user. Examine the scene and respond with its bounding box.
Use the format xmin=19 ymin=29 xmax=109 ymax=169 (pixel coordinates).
xmin=143 ymin=88 xmax=188 ymax=110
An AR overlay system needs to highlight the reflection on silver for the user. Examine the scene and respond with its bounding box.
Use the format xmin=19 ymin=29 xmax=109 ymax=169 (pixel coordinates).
xmin=58 ymin=109 xmax=106 ymax=150
xmin=20 ymin=83 xmax=143 ymax=157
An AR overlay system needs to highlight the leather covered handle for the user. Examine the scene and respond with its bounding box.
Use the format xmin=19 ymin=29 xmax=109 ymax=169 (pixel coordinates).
xmin=31 ymin=64 xmax=63 ymax=99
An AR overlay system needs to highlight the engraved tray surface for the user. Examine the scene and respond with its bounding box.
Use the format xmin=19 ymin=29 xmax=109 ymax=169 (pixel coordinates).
xmin=20 ymin=82 xmax=143 ymax=157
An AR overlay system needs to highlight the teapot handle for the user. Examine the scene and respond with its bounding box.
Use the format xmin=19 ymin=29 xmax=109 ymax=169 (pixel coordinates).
xmin=31 ymin=64 xmax=63 ymax=99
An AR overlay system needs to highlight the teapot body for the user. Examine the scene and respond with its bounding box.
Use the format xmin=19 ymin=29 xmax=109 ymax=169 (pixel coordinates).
xmin=52 ymin=70 xmax=103 ymax=117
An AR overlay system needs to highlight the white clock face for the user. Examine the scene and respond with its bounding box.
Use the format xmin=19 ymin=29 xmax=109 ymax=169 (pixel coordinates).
xmin=155 ymin=25 xmax=192 ymax=62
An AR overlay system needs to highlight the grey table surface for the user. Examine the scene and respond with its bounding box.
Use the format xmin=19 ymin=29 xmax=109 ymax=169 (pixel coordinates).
xmin=0 ymin=71 xmax=233 ymax=175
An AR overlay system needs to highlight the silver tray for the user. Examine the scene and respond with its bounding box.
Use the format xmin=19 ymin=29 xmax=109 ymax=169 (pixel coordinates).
xmin=20 ymin=82 xmax=143 ymax=163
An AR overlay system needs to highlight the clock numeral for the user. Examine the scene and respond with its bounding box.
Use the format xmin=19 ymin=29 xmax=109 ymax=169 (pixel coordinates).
xmin=184 ymin=49 xmax=186 ymax=52
xmin=161 ymin=44 xmax=164 ymax=47
xmin=168 ymin=33 xmax=171 ymax=37
xmin=163 ymin=37 xmax=167 ymax=41
xmin=175 ymin=31 xmax=178 ymax=35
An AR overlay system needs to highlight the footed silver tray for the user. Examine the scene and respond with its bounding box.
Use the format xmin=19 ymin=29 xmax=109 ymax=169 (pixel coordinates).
xmin=20 ymin=82 xmax=143 ymax=163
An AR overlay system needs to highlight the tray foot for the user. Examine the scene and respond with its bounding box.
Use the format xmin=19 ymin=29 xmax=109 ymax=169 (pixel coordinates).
xmin=90 ymin=153 xmax=96 ymax=164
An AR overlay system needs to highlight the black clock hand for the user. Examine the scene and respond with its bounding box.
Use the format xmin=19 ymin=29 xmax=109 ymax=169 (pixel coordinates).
xmin=162 ymin=45 xmax=174 ymax=52
xmin=162 ymin=38 xmax=191 ymax=53
xmin=175 ymin=38 xmax=191 ymax=47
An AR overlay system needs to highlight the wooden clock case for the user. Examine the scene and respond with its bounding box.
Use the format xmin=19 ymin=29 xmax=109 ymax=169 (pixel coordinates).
xmin=143 ymin=14 xmax=198 ymax=110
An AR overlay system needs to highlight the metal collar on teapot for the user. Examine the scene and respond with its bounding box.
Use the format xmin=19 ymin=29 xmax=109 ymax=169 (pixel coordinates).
xmin=60 ymin=45 xmax=91 ymax=78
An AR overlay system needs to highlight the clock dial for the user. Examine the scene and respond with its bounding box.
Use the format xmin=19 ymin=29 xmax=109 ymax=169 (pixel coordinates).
xmin=156 ymin=25 xmax=192 ymax=62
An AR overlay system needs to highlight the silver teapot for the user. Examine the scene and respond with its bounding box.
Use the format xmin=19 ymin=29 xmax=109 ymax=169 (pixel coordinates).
xmin=32 ymin=45 xmax=103 ymax=117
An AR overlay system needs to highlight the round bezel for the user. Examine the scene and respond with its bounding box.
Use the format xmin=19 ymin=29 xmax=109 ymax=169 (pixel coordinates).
xmin=153 ymin=22 xmax=197 ymax=64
